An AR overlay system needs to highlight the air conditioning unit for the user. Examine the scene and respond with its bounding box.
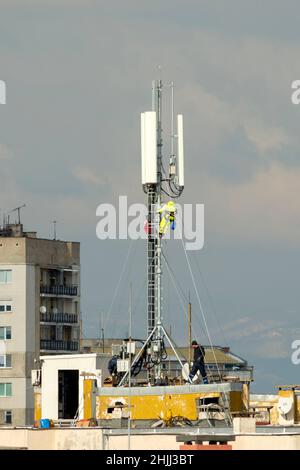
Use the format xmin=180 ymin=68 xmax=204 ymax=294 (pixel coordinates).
xmin=31 ymin=369 xmax=41 ymax=386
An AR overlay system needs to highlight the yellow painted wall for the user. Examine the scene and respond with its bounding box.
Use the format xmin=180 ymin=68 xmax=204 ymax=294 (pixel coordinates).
xmin=250 ymin=391 xmax=300 ymax=425
xmin=95 ymin=391 xmax=241 ymax=421
xmin=94 ymin=389 xmax=300 ymax=424
xmin=250 ymin=399 xmax=278 ymax=424
xmin=34 ymin=392 xmax=42 ymax=422
xmin=83 ymin=379 xmax=94 ymax=420
xmin=296 ymin=397 xmax=300 ymax=423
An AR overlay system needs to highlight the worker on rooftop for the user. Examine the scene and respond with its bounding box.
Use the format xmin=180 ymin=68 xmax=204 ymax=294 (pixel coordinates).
xmin=188 ymin=340 xmax=208 ymax=384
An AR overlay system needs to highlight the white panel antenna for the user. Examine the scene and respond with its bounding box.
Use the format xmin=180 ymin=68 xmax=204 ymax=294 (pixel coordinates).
xmin=141 ymin=111 xmax=157 ymax=184
xmin=141 ymin=113 xmax=146 ymax=184
xmin=177 ymin=114 xmax=184 ymax=188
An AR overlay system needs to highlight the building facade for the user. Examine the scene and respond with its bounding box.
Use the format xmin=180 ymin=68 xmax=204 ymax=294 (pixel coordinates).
xmin=34 ymin=353 xmax=109 ymax=421
xmin=0 ymin=223 xmax=80 ymax=426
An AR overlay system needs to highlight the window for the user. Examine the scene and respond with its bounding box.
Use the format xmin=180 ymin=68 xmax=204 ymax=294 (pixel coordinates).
xmin=0 ymin=383 xmax=12 ymax=396
xmin=0 ymin=270 xmax=12 ymax=283
xmin=0 ymin=304 xmax=12 ymax=313
xmin=4 ymin=411 xmax=12 ymax=424
xmin=0 ymin=327 xmax=11 ymax=340
xmin=0 ymin=355 xmax=12 ymax=368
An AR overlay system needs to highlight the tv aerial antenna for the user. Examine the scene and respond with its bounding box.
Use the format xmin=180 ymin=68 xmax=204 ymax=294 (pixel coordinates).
xmin=8 ymin=204 xmax=26 ymax=224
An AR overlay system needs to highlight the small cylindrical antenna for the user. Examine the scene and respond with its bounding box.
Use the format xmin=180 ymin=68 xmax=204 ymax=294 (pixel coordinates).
xmin=100 ymin=312 xmax=105 ymax=353
xmin=152 ymin=80 xmax=156 ymax=111
xmin=141 ymin=113 xmax=146 ymax=185
xmin=171 ymin=81 xmax=174 ymax=158
xmin=53 ymin=220 xmax=57 ymax=240
xmin=177 ymin=114 xmax=184 ymax=188
xmin=168 ymin=82 xmax=176 ymax=178
xmin=188 ymin=299 xmax=192 ymax=365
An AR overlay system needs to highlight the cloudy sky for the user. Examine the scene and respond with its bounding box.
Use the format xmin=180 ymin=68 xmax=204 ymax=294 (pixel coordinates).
xmin=1 ymin=0 xmax=300 ymax=392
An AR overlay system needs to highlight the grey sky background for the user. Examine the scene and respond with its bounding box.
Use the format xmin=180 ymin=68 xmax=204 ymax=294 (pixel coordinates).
xmin=1 ymin=0 xmax=300 ymax=392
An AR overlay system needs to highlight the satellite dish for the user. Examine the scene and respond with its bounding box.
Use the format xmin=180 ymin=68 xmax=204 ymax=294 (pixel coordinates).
xmin=278 ymin=397 xmax=293 ymax=415
xmin=40 ymin=306 xmax=47 ymax=314
xmin=182 ymin=362 xmax=199 ymax=383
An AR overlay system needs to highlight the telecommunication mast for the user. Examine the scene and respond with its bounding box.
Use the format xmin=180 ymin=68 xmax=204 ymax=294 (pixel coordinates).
xmin=119 ymin=79 xmax=185 ymax=387
xmin=141 ymin=80 xmax=185 ymax=384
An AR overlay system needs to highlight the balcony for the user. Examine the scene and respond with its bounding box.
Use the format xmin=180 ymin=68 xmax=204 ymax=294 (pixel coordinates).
xmin=40 ymin=285 xmax=78 ymax=296
xmin=40 ymin=340 xmax=79 ymax=352
xmin=40 ymin=312 xmax=78 ymax=324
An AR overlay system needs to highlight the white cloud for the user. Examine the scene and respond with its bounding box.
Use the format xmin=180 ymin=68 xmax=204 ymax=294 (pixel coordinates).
xmin=244 ymin=119 xmax=292 ymax=155
xmin=220 ymin=316 xmax=298 ymax=359
xmin=73 ymin=166 xmax=106 ymax=187
xmin=0 ymin=143 xmax=12 ymax=160
xmin=193 ymin=163 xmax=300 ymax=246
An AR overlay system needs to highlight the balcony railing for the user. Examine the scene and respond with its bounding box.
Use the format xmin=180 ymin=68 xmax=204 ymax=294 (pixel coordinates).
xmin=40 ymin=285 xmax=78 ymax=296
xmin=162 ymin=362 xmax=253 ymax=382
xmin=40 ymin=340 xmax=79 ymax=351
xmin=40 ymin=312 xmax=78 ymax=324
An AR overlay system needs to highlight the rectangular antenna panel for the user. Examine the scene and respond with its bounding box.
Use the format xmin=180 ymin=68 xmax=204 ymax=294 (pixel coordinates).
xmin=117 ymin=359 xmax=129 ymax=373
xmin=141 ymin=112 xmax=145 ymax=184
xmin=126 ymin=341 xmax=136 ymax=354
xmin=177 ymin=114 xmax=184 ymax=188
xmin=141 ymin=111 xmax=157 ymax=184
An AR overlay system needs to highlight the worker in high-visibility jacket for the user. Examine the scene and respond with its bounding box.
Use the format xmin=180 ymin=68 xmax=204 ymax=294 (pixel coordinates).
xmin=157 ymin=201 xmax=176 ymax=236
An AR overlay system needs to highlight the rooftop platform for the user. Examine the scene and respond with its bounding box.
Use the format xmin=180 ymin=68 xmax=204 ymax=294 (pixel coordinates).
xmin=97 ymin=382 xmax=243 ymax=396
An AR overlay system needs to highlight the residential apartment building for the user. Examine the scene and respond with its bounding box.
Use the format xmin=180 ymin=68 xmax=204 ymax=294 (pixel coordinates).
xmin=0 ymin=223 xmax=80 ymax=426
